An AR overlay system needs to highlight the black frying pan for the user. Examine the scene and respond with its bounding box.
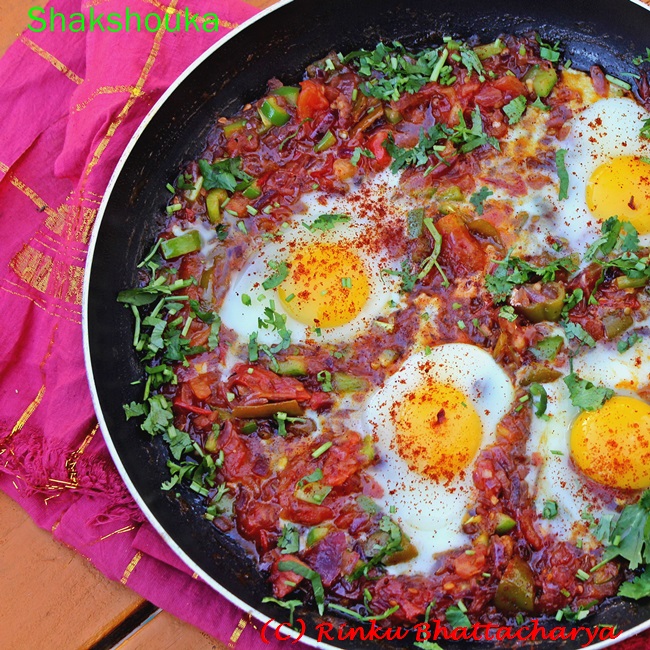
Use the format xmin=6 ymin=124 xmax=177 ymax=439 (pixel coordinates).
xmin=83 ymin=0 xmax=650 ymax=647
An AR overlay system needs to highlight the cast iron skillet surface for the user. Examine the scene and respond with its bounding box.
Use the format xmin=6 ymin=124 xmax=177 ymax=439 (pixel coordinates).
xmin=84 ymin=0 xmax=650 ymax=647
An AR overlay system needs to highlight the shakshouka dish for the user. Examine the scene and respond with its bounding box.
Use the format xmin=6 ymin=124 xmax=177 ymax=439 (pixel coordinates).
xmin=117 ymin=32 xmax=650 ymax=638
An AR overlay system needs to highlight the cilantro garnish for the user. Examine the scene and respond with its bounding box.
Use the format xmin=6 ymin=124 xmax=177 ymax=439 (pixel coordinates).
xmin=633 ymin=48 xmax=650 ymax=66
xmin=531 ymin=96 xmax=550 ymax=111
xmin=543 ymin=500 xmax=559 ymax=519
xmin=619 ymin=570 xmax=650 ymax=599
xmin=469 ymin=186 xmax=493 ymax=215
xmin=383 ymin=125 xmax=450 ymax=173
xmin=198 ymin=157 xmax=252 ymax=192
xmin=418 ymin=218 xmax=449 ymax=286
xmin=261 ymin=597 xmax=303 ymax=626
xmin=563 ymin=372 xmax=614 ymax=411
xmin=485 ymin=252 xmax=577 ymax=303
xmin=414 ymin=642 xmax=445 ymax=650
xmin=450 ymin=106 xmax=500 ymax=153
xmin=563 ymin=320 xmax=596 ymax=348
xmin=642 ymin=117 xmax=650 ymax=140
xmin=302 ymin=214 xmax=350 ymax=232
xmin=262 ymin=261 xmax=289 ymax=290
xmin=503 ymin=95 xmax=528 ymax=125
xmin=382 ymin=261 xmax=418 ymax=293
xmin=350 ymin=147 xmax=375 ymax=166
xmin=277 ymin=561 xmax=325 ymax=614
xmin=529 ymin=383 xmax=549 ymax=419
xmin=599 ymin=492 xmax=650 ymax=570
xmin=278 ymin=523 xmax=300 ymax=554
xmin=327 ymin=602 xmax=399 ymax=622
xmin=317 ymin=370 xmax=333 ymax=392
xmin=618 ymin=332 xmax=642 ymax=353
xmin=555 ymin=149 xmax=569 ymax=200
xmin=536 ymin=34 xmax=561 ymax=62
xmin=531 ymin=335 xmax=563 ymax=361
xmin=349 ymin=516 xmax=403 ymax=580
xmin=445 ymin=604 xmax=471 ymax=629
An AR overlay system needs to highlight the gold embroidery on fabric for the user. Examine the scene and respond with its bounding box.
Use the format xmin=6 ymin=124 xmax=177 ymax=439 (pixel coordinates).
xmin=191 ymin=571 xmax=199 ymax=579
xmin=6 ymin=173 xmax=58 ymax=220
xmin=52 ymin=521 xmax=60 ymax=532
xmin=0 ymin=161 xmax=9 ymax=174
xmin=10 ymin=385 xmax=46 ymax=437
xmin=82 ymin=0 xmax=178 ymax=184
xmin=100 ymin=525 xmax=136 ymax=541
xmin=66 ymin=425 xmax=99 ymax=486
xmin=228 ymin=616 xmax=248 ymax=647
xmin=121 ymin=551 xmax=143 ymax=584
xmin=10 ymin=245 xmax=53 ymax=294
xmin=20 ymin=36 xmax=84 ymax=85
xmin=1 ymin=283 xmax=82 ymax=325
xmin=73 ymin=85 xmax=143 ymax=112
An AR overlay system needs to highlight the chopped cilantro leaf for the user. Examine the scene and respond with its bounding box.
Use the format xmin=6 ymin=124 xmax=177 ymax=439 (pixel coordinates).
xmin=207 ymin=317 xmax=221 ymax=350
xmin=262 ymin=597 xmax=303 ymax=626
xmin=327 ymin=602 xmax=399 ymax=622
xmin=601 ymin=491 xmax=650 ymax=570
xmin=503 ymin=95 xmax=528 ymax=124
xmin=618 ymin=332 xmax=642 ymax=353
xmin=469 ymin=186 xmax=493 ymax=215
xmin=277 ymin=561 xmax=325 ymax=614
xmin=198 ymin=157 xmax=252 ymax=192
xmin=350 ymin=516 xmax=403 ymax=580
xmin=414 ymin=643 xmax=445 ymax=650
xmin=633 ymin=48 xmax=650 ymax=66
xmin=383 ymin=125 xmax=450 ymax=173
xmin=556 ymin=149 xmax=569 ymax=200
xmin=278 ymin=523 xmax=300 ymax=554
xmin=532 ymin=335 xmax=563 ymax=361
xmin=563 ymin=321 xmax=596 ymax=348
xmin=619 ymin=570 xmax=650 ymax=599
xmin=446 ymin=605 xmax=471 ymax=629
xmin=317 ymin=370 xmax=333 ymax=392
xmin=536 ymin=34 xmax=561 ymax=62
xmin=543 ymin=500 xmax=559 ymax=519
xmin=382 ymin=261 xmax=418 ymax=293
xmin=563 ymin=372 xmax=614 ymax=411
xmin=642 ymin=117 xmax=650 ymax=140
xmin=350 ymin=147 xmax=375 ymax=166
xmin=303 ymin=214 xmax=351 ymax=232
xmin=531 ymin=96 xmax=551 ymax=111
xmin=262 ymin=261 xmax=289 ymax=290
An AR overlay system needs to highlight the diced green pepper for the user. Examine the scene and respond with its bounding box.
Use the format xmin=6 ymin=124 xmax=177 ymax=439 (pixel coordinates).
xmin=438 ymin=185 xmax=464 ymax=202
xmin=616 ymin=275 xmax=647 ymax=289
xmin=206 ymin=188 xmax=227 ymax=224
xmin=519 ymin=363 xmax=562 ymax=386
xmin=271 ymin=86 xmax=300 ymax=106
xmin=407 ymin=208 xmax=424 ymax=239
xmin=524 ymin=64 xmax=558 ymax=98
xmin=223 ymin=119 xmax=247 ymax=138
xmin=494 ymin=556 xmax=535 ymax=613
xmin=231 ymin=400 xmax=304 ymax=419
xmin=277 ymin=357 xmax=308 ymax=376
xmin=332 ymin=372 xmax=369 ymax=393
xmin=495 ymin=513 xmax=517 ymax=535
xmin=384 ymin=107 xmax=403 ymax=124
xmin=474 ymin=39 xmax=506 ymax=60
xmin=295 ymin=482 xmax=332 ymax=505
xmin=314 ymin=130 xmax=336 ymax=153
xmin=306 ymin=526 xmax=330 ymax=547
xmin=360 ymin=435 xmax=375 ymax=462
xmin=510 ymin=282 xmax=566 ymax=322
xmin=184 ymin=175 xmax=203 ymax=202
xmin=241 ymin=421 xmax=258 ymax=435
xmin=204 ymin=428 xmax=219 ymax=453
xmin=161 ymin=230 xmax=201 ymax=259
xmin=603 ymin=312 xmax=633 ymax=339
xmin=259 ymin=97 xmax=290 ymax=127
xmin=242 ymin=182 xmax=262 ymax=200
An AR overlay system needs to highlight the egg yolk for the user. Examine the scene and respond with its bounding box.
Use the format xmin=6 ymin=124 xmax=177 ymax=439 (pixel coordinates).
xmin=277 ymin=243 xmax=370 ymax=328
xmin=394 ymin=382 xmax=483 ymax=484
xmin=570 ymin=396 xmax=650 ymax=489
xmin=586 ymin=156 xmax=650 ymax=234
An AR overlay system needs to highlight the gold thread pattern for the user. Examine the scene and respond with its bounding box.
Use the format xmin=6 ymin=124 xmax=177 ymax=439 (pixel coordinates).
xmin=73 ymin=85 xmax=143 ymax=112
xmin=121 ymin=551 xmax=143 ymax=584
xmin=10 ymin=385 xmax=46 ymax=437
xmin=10 ymin=245 xmax=53 ymax=293
xmin=66 ymin=425 xmax=99 ymax=486
xmin=228 ymin=616 xmax=248 ymax=647
xmin=20 ymin=36 xmax=84 ymax=85
xmin=100 ymin=525 xmax=136 ymax=541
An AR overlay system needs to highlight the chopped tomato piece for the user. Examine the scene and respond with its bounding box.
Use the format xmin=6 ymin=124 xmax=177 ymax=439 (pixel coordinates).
xmin=227 ymin=364 xmax=311 ymax=404
xmin=270 ymin=553 xmax=305 ymax=598
xmin=367 ymin=130 xmax=392 ymax=170
xmin=188 ymin=375 xmax=212 ymax=401
xmin=435 ymin=213 xmax=487 ymax=276
xmin=297 ymin=80 xmax=330 ymax=121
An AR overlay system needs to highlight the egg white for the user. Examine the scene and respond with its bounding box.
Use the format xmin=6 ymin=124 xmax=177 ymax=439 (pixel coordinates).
xmin=218 ymin=169 xmax=417 ymax=346
xmin=359 ymin=344 xmax=515 ymax=575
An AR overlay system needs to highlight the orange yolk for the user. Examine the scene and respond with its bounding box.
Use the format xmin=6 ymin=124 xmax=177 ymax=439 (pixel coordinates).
xmin=394 ymin=382 xmax=483 ymax=484
xmin=277 ymin=243 xmax=370 ymax=328
xmin=586 ymin=156 xmax=650 ymax=234
xmin=570 ymin=396 xmax=650 ymax=489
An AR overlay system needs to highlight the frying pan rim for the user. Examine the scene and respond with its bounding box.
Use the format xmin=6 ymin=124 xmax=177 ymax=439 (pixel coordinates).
xmin=81 ymin=0 xmax=650 ymax=647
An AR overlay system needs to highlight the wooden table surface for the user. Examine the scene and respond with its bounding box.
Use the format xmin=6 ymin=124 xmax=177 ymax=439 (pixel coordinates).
xmin=2 ymin=1 xmax=650 ymax=649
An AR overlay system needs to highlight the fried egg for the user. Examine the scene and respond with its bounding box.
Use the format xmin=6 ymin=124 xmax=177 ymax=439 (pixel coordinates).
xmin=361 ymin=344 xmax=515 ymax=574
xmin=219 ymin=170 xmax=414 ymax=345
xmin=528 ymin=328 xmax=650 ymax=544
xmin=548 ymin=97 xmax=650 ymax=248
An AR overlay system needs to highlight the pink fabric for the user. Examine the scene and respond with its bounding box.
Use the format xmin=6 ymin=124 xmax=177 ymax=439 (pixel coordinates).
xmin=0 ymin=2 xmax=649 ymax=649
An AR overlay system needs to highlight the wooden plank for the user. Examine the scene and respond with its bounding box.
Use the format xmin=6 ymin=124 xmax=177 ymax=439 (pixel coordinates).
xmin=0 ymin=491 xmax=145 ymax=650
xmin=113 ymin=610 xmax=227 ymax=650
